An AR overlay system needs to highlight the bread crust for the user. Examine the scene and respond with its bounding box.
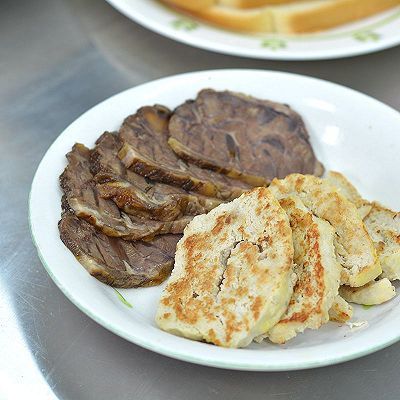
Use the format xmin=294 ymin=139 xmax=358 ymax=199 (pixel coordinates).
xmin=161 ymin=0 xmax=400 ymax=34
xmin=191 ymin=5 xmax=274 ymax=32
xmin=219 ymin=0 xmax=305 ymax=8
xmin=274 ymin=0 xmax=400 ymax=34
xmin=161 ymin=0 xmax=216 ymax=11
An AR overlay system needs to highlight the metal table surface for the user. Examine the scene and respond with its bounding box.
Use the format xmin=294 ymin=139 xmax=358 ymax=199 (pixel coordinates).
xmin=1 ymin=1 xmax=400 ymax=399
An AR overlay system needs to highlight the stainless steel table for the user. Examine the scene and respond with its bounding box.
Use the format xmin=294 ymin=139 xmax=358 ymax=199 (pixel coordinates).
xmin=1 ymin=1 xmax=400 ymax=399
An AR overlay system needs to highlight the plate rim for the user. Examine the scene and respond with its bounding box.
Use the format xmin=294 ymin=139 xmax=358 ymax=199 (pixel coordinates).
xmin=104 ymin=0 xmax=400 ymax=60
xmin=29 ymin=69 xmax=400 ymax=371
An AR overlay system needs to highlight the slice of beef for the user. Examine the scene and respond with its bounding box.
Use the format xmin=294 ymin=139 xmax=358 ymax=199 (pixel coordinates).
xmin=60 ymin=143 xmax=192 ymax=240
xmin=90 ymin=132 xmax=221 ymax=221
xmin=168 ymin=89 xmax=324 ymax=186
xmin=59 ymin=212 xmax=180 ymax=288
xmin=118 ymin=105 xmax=251 ymax=200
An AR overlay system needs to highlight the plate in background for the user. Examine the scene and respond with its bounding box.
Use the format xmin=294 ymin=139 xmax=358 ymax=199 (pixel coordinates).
xmin=30 ymin=69 xmax=400 ymax=371
xmin=105 ymin=0 xmax=400 ymax=60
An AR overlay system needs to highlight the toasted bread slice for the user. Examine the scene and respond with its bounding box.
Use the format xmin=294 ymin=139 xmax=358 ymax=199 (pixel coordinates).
xmin=163 ymin=0 xmax=307 ymax=11
xmin=156 ymin=187 xmax=294 ymax=348
xmin=268 ymin=174 xmax=381 ymax=287
xmin=340 ymin=278 xmax=396 ymax=305
xmin=329 ymin=295 xmax=353 ymax=323
xmin=162 ymin=0 xmax=216 ymax=11
xmin=325 ymin=171 xmax=371 ymax=219
xmin=192 ymin=5 xmax=274 ymax=32
xmin=364 ymin=202 xmax=400 ymax=281
xmin=267 ymin=196 xmax=341 ymax=344
xmin=272 ymin=0 xmax=400 ymax=34
xmin=171 ymin=0 xmax=400 ymax=34
xmin=218 ymin=0 xmax=304 ymax=8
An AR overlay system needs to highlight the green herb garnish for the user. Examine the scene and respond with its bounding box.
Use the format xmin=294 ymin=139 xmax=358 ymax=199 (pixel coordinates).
xmin=113 ymin=288 xmax=133 ymax=308
xmin=362 ymin=304 xmax=374 ymax=310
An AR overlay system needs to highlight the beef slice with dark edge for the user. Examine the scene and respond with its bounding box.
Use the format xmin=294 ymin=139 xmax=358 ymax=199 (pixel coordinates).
xmin=168 ymin=89 xmax=324 ymax=186
xmin=91 ymin=132 xmax=221 ymax=221
xmin=60 ymin=143 xmax=192 ymax=240
xmin=117 ymin=105 xmax=251 ymax=200
xmin=59 ymin=212 xmax=180 ymax=288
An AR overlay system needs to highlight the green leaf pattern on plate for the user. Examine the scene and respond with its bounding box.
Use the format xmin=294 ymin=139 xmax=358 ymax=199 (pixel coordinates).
xmin=113 ymin=288 xmax=133 ymax=308
xmin=172 ymin=18 xmax=199 ymax=31
xmin=353 ymin=30 xmax=380 ymax=42
xmin=261 ymin=38 xmax=287 ymax=51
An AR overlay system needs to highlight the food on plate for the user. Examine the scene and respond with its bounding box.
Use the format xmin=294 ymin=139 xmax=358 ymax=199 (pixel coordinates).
xmin=190 ymin=5 xmax=274 ymax=33
xmin=168 ymin=89 xmax=323 ymax=186
xmin=60 ymin=143 xmax=192 ymax=240
xmin=268 ymin=174 xmax=381 ymax=287
xmin=325 ymin=172 xmax=400 ymax=281
xmin=118 ymin=105 xmax=251 ymax=200
xmin=156 ymin=171 xmax=398 ymax=346
xmin=164 ymin=0 xmax=301 ymax=10
xmin=339 ymin=278 xmax=396 ymax=305
xmin=60 ymin=89 xmax=323 ymax=288
xmin=364 ymin=203 xmax=400 ymax=281
xmin=266 ymin=196 xmax=341 ymax=344
xmin=161 ymin=0 xmax=400 ymax=34
xmin=325 ymin=171 xmax=371 ymax=219
xmin=91 ymin=132 xmax=222 ymax=221
xmin=57 ymin=87 xmax=399 ymax=347
xmin=156 ymin=188 xmax=294 ymax=348
xmin=329 ymin=296 xmax=353 ymax=323
xmin=163 ymin=0 xmax=216 ymax=11
xmin=219 ymin=0 xmax=303 ymax=7
xmin=59 ymin=212 xmax=180 ymax=288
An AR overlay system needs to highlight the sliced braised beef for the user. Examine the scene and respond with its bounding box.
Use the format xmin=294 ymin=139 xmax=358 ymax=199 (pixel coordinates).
xmin=90 ymin=132 xmax=221 ymax=221
xmin=59 ymin=212 xmax=180 ymax=288
xmin=60 ymin=143 xmax=192 ymax=240
xmin=118 ymin=105 xmax=251 ymax=200
xmin=59 ymin=90 xmax=324 ymax=289
xmin=168 ymin=89 xmax=324 ymax=185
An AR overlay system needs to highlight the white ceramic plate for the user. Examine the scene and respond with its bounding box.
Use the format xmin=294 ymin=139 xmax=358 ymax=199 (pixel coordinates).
xmin=105 ymin=0 xmax=400 ymax=60
xmin=30 ymin=70 xmax=400 ymax=371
